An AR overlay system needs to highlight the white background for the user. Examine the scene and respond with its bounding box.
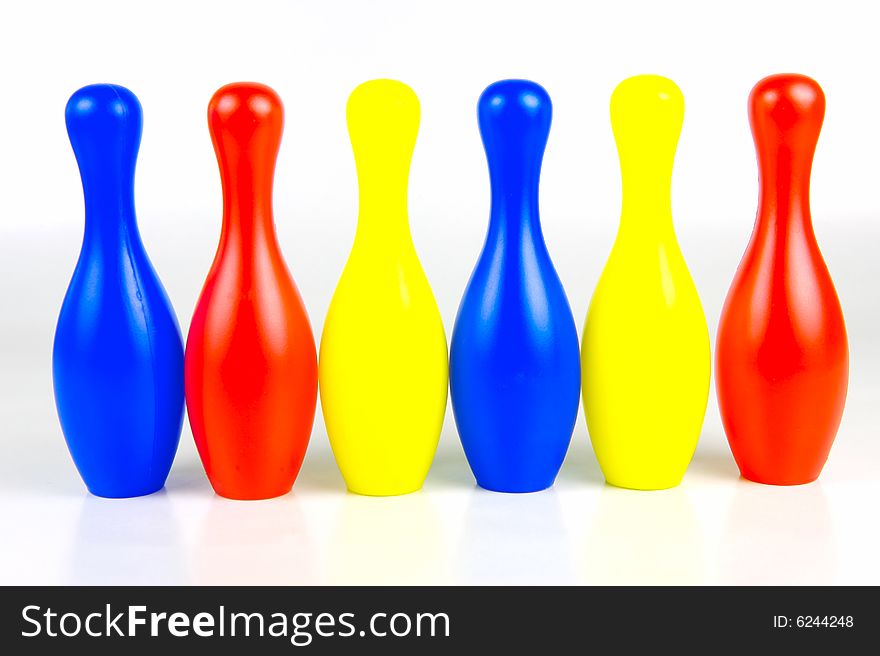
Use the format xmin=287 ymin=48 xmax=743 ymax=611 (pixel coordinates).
xmin=1 ymin=0 xmax=878 ymax=585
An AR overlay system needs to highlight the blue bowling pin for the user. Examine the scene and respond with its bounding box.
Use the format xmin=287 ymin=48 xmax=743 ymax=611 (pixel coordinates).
xmin=450 ymin=80 xmax=581 ymax=493
xmin=53 ymin=85 xmax=185 ymax=498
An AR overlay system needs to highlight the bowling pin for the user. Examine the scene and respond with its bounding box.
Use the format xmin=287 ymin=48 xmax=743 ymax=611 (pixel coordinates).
xmin=320 ymin=79 xmax=448 ymax=496
xmin=450 ymin=80 xmax=580 ymax=493
xmin=716 ymin=74 xmax=848 ymax=485
xmin=582 ymin=75 xmax=710 ymax=490
xmin=185 ymin=83 xmax=318 ymax=500
xmin=53 ymin=84 xmax=185 ymax=498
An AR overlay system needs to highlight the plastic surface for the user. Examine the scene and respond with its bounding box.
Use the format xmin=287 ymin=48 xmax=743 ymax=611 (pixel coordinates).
xmin=449 ymin=80 xmax=580 ymax=493
xmin=319 ymin=79 xmax=448 ymax=496
xmin=716 ymin=74 xmax=849 ymax=485
xmin=185 ymin=83 xmax=318 ymax=500
xmin=581 ymin=75 xmax=711 ymax=490
xmin=53 ymin=84 xmax=185 ymax=498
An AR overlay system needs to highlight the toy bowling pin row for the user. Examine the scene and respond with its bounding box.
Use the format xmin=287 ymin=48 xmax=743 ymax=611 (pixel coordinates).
xmin=52 ymin=74 xmax=848 ymax=500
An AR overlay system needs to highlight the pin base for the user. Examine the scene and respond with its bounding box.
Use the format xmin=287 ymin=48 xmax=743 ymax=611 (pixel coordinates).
xmin=602 ymin=475 xmax=685 ymax=492
xmin=86 ymin=482 xmax=167 ymax=499
xmin=345 ymin=483 xmax=424 ymax=497
xmin=738 ymin=471 xmax=821 ymax=487
xmin=475 ymin=479 xmax=555 ymax=494
xmin=210 ymin=484 xmax=294 ymax=501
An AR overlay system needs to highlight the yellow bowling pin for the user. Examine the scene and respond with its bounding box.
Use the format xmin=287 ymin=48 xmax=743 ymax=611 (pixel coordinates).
xmin=582 ymin=75 xmax=710 ymax=490
xmin=319 ymin=80 xmax=448 ymax=496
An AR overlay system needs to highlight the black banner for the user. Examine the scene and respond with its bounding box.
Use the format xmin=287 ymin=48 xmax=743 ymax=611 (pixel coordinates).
xmin=0 ymin=586 xmax=873 ymax=652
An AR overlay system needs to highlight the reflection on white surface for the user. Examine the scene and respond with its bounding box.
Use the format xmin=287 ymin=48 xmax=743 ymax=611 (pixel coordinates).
xmin=718 ymin=481 xmax=835 ymax=585
xmin=581 ymin=485 xmax=704 ymax=585
xmin=65 ymin=492 xmax=185 ymax=585
xmin=192 ymin=494 xmax=317 ymax=585
xmin=0 ymin=375 xmax=874 ymax=586
xmin=457 ymin=487 xmax=574 ymax=585
xmin=326 ymin=492 xmax=447 ymax=585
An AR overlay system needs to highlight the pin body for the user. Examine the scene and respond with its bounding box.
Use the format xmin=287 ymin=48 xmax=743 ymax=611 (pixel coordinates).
xmin=185 ymin=83 xmax=318 ymax=500
xmin=53 ymin=84 xmax=184 ymax=498
xmin=320 ymin=80 xmax=448 ymax=496
xmin=450 ymin=80 xmax=580 ymax=493
xmin=716 ymin=74 xmax=848 ymax=485
xmin=582 ymin=75 xmax=710 ymax=490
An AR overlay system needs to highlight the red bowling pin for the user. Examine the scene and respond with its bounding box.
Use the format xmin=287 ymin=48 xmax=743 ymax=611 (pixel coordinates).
xmin=716 ymin=74 xmax=848 ymax=485
xmin=185 ymin=83 xmax=318 ymax=499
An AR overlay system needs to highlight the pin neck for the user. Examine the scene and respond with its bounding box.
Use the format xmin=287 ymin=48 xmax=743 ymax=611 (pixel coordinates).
xmin=80 ymin=174 xmax=141 ymax=249
xmin=67 ymin=84 xmax=144 ymax=249
xmin=483 ymin=125 xmax=545 ymax=240
xmin=609 ymin=76 xmax=683 ymax=241
xmin=222 ymin=191 xmax=274 ymax=229
xmin=218 ymin=212 xmax=279 ymax=264
xmin=488 ymin=184 xmax=542 ymax=240
xmin=354 ymin=212 xmax=412 ymax=250
xmin=357 ymin=186 xmax=409 ymax=219
xmin=83 ymin=190 xmax=137 ymax=225
xmin=215 ymin=148 xmax=280 ymax=257
xmin=208 ymin=91 xmax=282 ymax=252
xmin=352 ymin=166 xmax=413 ymax=246
xmin=755 ymin=144 xmax=814 ymax=234
xmin=618 ymin=168 xmax=675 ymax=239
